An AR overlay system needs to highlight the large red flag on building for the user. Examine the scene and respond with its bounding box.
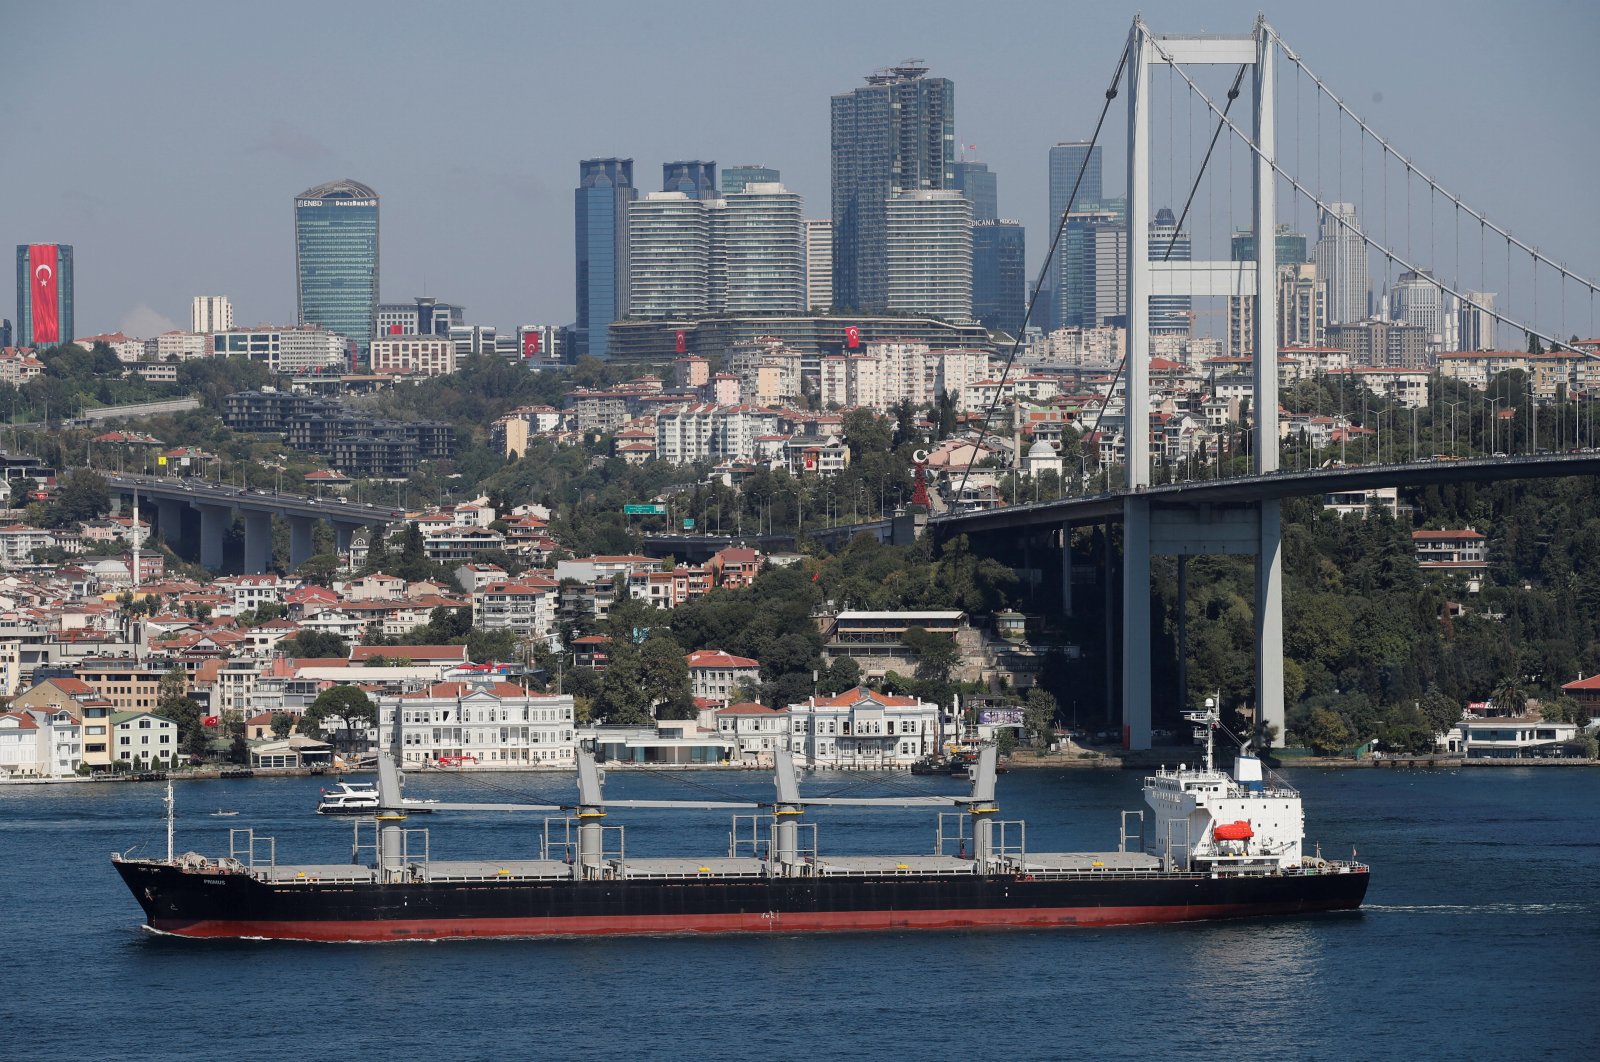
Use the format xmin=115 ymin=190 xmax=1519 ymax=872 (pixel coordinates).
xmin=29 ymin=245 xmax=59 ymax=343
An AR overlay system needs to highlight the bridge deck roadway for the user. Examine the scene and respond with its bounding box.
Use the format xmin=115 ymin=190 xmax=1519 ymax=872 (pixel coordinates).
xmin=104 ymin=472 xmax=404 ymax=526
xmin=929 ymin=453 xmax=1600 ymax=537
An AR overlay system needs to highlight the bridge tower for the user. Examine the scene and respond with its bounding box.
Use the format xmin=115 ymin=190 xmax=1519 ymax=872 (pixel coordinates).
xmin=1122 ymin=17 xmax=1283 ymax=748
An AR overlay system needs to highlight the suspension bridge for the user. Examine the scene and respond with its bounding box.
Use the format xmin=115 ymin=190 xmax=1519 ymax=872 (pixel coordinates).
xmin=951 ymin=16 xmax=1600 ymax=750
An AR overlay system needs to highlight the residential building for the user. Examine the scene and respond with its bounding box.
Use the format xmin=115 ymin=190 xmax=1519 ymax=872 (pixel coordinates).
xmin=1314 ymin=202 xmax=1370 ymax=325
xmin=472 ymin=576 xmax=559 ymax=643
xmin=715 ymin=703 xmax=789 ymax=766
xmin=15 ymin=243 xmax=73 ymax=347
xmin=831 ymin=62 xmax=954 ymax=312
xmin=1457 ymin=291 xmax=1497 ymax=351
xmin=885 ymin=190 xmax=972 ymax=321
xmin=110 ymin=710 xmax=179 ymax=768
xmin=1327 ymin=320 xmax=1429 ymax=370
xmin=722 ymin=164 xmax=779 ymax=195
xmin=74 ymin=661 xmax=170 ymax=714
xmin=191 ymin=295 xmax=233 ymax=334
xmin=1391 ymin=270 xmax=1446 ymax=347
xmin=787 ymin=686 xmax=940 ymax=769
xmin=295 ymin=179 xmax=379 ymax=357
xmin=1461 ymin=716 xmax=1579 ymax=759
xmin=804 ymin=219 xmax=833 ymax=312
xmin=628 ymin=192 xmax=712 ymax=318
xmin=376 ymin=683 xmax=575 ymax=768
xmin=1412 ymin=528 xmax=1487 ymax=571
xmin=146 ymin=331 xmax=210 ymax=361
xmin=574 ymin=158 xmax=636 ymax=357
xmin=686 ymin=649 xmax=762 ymax=704
xmin=720 ymin=183 xmax=805 ymax=314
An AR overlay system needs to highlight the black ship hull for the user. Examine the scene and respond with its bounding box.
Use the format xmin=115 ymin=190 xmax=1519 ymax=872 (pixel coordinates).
xmin=113 ymin=859 xmax=1369 ymax=941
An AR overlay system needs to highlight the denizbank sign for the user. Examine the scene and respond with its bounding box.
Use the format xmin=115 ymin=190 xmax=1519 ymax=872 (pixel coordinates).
xmin=297 ymin=199 xmax=377 ymax=208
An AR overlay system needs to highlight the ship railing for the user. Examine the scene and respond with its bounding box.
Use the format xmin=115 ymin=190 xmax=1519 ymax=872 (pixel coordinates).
xmin=728 ymin=813 xmax=768 ymax=859
xmin=228 ymin=828 xmax=275 ymax=869
xmin=351 ymin=818 xmax=378 ymax=866
xmin=992 ymin=820 xmax=1027 ymax=868
xmin=540 ymin=816 xmax=576 ymax=863
xmin=1120 ymin=810 xmax=1146 ymax=854
xmin=934 ymin=811 xmax=969 ymax=857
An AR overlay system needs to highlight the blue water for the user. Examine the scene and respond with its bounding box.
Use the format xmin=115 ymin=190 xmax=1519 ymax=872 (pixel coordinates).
xmin=2 ymin=766 xmax=1595 ymax=1061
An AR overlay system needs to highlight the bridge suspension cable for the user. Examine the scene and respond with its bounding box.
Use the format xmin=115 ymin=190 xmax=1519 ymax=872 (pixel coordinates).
xmin=954 ymin=43 xmax=1129 ymax=504
xmin=1263 ymin=24 xmax=1600 ymax=301
xmin=1144 ymin=25 xmax=1593 ymax=359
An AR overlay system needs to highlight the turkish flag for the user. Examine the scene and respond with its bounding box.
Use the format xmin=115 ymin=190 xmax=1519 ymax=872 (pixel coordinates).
xmin=845 ymin=325 xmax=860 ymax=349
xmin=202 ymin=716 xmax=220 ymax=727
xmin=29 ymin=245 xmax=59 ymax=343
xmin=388 ymin=324 xmax=402 ymax=335
xmin=675 ymin=331 xmax=687 ymax=354
xmin=522 ymin=331 xmax=540 ymax=358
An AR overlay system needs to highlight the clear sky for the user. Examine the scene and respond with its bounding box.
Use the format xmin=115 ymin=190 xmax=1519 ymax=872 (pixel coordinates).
xmin=4 ymin=0 xmax=1597 ymax=342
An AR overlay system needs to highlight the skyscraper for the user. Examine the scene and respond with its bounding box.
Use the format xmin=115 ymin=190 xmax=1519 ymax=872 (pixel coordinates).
xmin=192 ymin=295 xmax=233 ymax=334
xmin=1314 ymin=202 xmax=1370 ymax=326
xmin=950 ymin=161 xmax=998 ymax=222
xmin=1148 ymin=207 xmax=1191 ymax=335
xmin=1058 ymin=210 xmax=1119 ymax=328
xmin=722 ymin=165 xmax=780 ymax=195
xmin=15 ymin=244 xmax=73 ymax=347
xmin=804 ymin=219 xmax=833 ymax=312
xmin=831 ymin=62 xmax=954 ymax=313
xmin=575 ymin=158 xmax=637 ymax=357
xmin=628 ymin=193 xmax=712 ymax=319
xmin=662 ymin=161 xmax=718 ymax=199
xmin=972 ymin=220 xmax=1025 ymax=336
xmin=1049 ymin=143 xmax=1104 ymax=329
xmin=1390 ymin=270 xmax=1444 ymax=346
xmin=720 ymin=183 xmax=804 ymax=315
xmin=294 ymin=180 xmax=379 ymax=357
xmin=885 ymin=191 xmax=972 ymax=322
xmin=1231 ymin=225 xmax=1309 ymax=265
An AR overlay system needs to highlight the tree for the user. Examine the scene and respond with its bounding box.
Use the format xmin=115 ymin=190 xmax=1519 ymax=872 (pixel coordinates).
xmin=280 ymin=631 xmax=348 ymax=659
xmin=1419 ymin=684 xmax=1461 ymax=734
xmin=1305 ymin=708 xmax=1354 ymax=756
xmin=824 ymin=656 xmax=862 ymax=696
xmin=1023 ymin=687 xmax=1058 ymax=749
xmin=639 ymin=633 xmax=695 ymax=719
xmin=301 ymin=685 xmax=377 ymax=751
xmin=270 ymin=711 xmax=294 ymax=739
xmin=295 ymin=553 xmax=342 ymax=586
xmin=1490 ymin=675 xmax=1527 ymax=715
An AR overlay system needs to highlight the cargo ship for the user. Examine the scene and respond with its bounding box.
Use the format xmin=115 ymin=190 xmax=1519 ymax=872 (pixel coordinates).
xmin=112 ymin=707 xmax=1368 ymax=941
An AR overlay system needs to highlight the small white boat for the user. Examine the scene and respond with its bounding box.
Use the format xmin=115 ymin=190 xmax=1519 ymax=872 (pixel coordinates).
xmin=210 ymin=809 xmax=239 ymax=818
xmin=315 ymin=781 xmax=379 ymax=815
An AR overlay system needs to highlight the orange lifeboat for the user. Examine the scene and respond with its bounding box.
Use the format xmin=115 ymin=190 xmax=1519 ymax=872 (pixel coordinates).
xmin=1213 ymin=820 xmax=1254 ymax=841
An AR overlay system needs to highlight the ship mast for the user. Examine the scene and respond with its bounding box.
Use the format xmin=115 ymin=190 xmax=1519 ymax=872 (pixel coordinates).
xmin=165 ymin=778 xmax=174 ymax=862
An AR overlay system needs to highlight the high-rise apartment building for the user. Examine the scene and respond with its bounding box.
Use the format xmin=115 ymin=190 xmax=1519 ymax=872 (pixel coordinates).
xmin=1390 ymin=270 xmax=1444 ymax=346
xmin=1315 ymin=202 xmax=1370 ymax=326
xmin=831 ymin=62 xmax=954 ymax=313
xmin=1229 ymin=263 xmax=1327 ymax=355
xmin=662 ymin=161 xmax=717 ymax=199
xmin=628 ymin=183 xmax=805 ymax=319
xmin=722 ymin=165 xmax=779 ymax=195
xmin=950 ymin=161 xmax=998 ymax=222
xmin=804 ymin=220 xmax=833 ymax=312
xmin=628 ymin=193 xmax=712 ymax=319
xmin=972 ymin=220 xmax=1025 ymax=336
xmin=15 ymin=244 xmax=73 ymax=347
xmin=720 ymin=183 xmax=804 ymax=315
xmin=191 ymin=295 xmax=232 ymax=335
xmin=574 ymin=158 xmax=636 ymax=357
xmin=1456 ymin=291 xmax=1497 ymax=351
xmin=885 ymin=191 xmax=972 ymax=322
xmin=1148 ymin=207 xmax=1190 ymax=335
xmin=294 ymin=180 xmax=379 ymax=357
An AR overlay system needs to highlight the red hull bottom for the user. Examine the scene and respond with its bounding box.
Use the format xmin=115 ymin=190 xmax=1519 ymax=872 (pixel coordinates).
xmin=153 ymin=902 xmax=1353 ymax=942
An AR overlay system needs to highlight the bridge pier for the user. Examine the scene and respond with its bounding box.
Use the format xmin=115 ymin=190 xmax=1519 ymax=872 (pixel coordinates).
xmin=242 ymin=511 xmax=274 ymax=575
xmin=1121 ymin=497 xmax=1151 ymax=750
xmin=1060 ymin=522 xmax=1072 ymax=617
xmin=197 ymin=503 xmax=230 ymax=572
xmin=155 ymin=499 xmax=186 ymax=551
xmin=333 ymin=521 xmax=359 ymax=558
xmin=289 ymin=516 xmax=316 ymax=569
xmin=1256 ymin=500 xmax=1285 ymax=746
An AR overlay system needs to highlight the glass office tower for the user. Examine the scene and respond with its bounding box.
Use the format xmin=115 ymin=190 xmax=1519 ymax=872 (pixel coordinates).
xmin=575 ymin=159 xmax=637 ymax=358
xmin=294 ymin=180 xmax=379 ymax=357
xmin=14 ymin=243 xmax=74 ymax=346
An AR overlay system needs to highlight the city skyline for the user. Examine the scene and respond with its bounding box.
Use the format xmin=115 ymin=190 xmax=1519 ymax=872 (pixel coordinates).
xmin=2 ymin=1 xmax=1596 ymax=342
